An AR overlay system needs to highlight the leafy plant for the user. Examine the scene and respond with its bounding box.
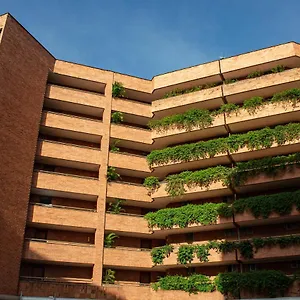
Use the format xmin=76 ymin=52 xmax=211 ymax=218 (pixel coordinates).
xmin=104 ymin=233 xmax=118 ymax=248
xmin=224 ymin=78 xmax=238 ymax=84
xmin=148 ymin=108 xmax=213 ymax=132
xmin=177 ymin=245 xmax=195 ymax=264
xmin=103 ymin=269 xmax=116 ymax=284
xmin=271 ymin=88 xmax=300 ymax=106
xmin=247 ymin=70 xmax=263 ymax=79
xmin=152 ymin=274 xmax=215 ymax=293
xmin=146 ymin=122 xmax=300 ymax=167
xmin=215 ymin=270 xmax=292 ymax=298
xmin=243 ymin=96 xmax=263 ymax=114
xmin=107 ymin=166 xmax=121 ymax=181
xmin=112 ymin=82 xmax=125 ymax=98
xmin=144 ymin=202 xmax=232 ymax=229
xmin=215 ymin=103 xmax=239 ymax=115
xmin=110 ymin=140 xmax=120 ymax=153
xmin=143 ymin=176 xmax=160 ymax=192
xmin=271 ymin=65 xmax=285 ymax=73
xmin=107 ymin=199 xmax=125 ymax=214
xmin=111 ymin=112 xmax=124 ymax=124
xmin=233 ymin=190 xmax=300 ymax=218
xmin=151 ymin=245 xmax=174 ymax=265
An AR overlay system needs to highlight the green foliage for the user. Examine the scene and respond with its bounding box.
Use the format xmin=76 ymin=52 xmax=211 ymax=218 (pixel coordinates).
xmin=215 ymin=270 xmax=292 ymax=297
xmin=148 ymin=108 xmax=213 ymax=132
xmin=271 ymin=65 xmax=286 ymax=73
xmin=144 ymin=202 xmax=232 ymax=229
xmin=177 ymin=245 xmax=195 ymax=264
xmin=152 ymin=274 xmax=215 ymax=294
xmin=230 ymin=152 xmax=300 ymax=186
xmin=233 ymin=190 xmax=300 ymax=218
xmin=107 ymin=199 xmax=125 ymax=214
xmin=151 ymin=245 xmax=174 ymax=265
xmin=271 ymin=88 xmax=300 ymax=106
xmin=111 ymin=112 xmax=124 ymax=124
xmin=104 ymin=233 xmax=118 ymax=248
xmin=143 ymin=176 xmax=160 ymax=192
xmin=112 ymin=82 xmax=125 ymax=98
xmin=224 ymin=78 xmax=238 ymax=84
xmin=107 ymin=166 xmax=121 ymax=181
xmin=243 ymin=96 xmax=263 ymax=114
xmin=252 ymin=235 xmax=300 ymax=251
xmin=162 ymin=83 xmax=219 ymax=99
xmin=165 ymin=166 xmax=230 ymax=197
xmin=247 ymin=70 xmax=263 ymax=79
xmin=146 ymin=152 xmax=300 ymax=197
xmin=110 ymin=140 xmax=120 ymax=153
xmin=103 ymin=269 xmax=116 ymax=284
xmin=215 ymin=103 xmax=239 ymax=115
xmin=146 ymin=122 xmax=300 ymax=167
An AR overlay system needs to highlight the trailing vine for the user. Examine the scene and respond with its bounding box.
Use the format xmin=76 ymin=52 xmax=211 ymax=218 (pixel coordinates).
xmin=112 ymin=82 xmax=125 ymax=98
xmin=148 ymin=108 xmax=213 ymax=132
xmin=152 ymin=274 xmax=215 ymax=293
xmin=143 ymin=176 xmax=160 ymax=192
xmin=215 ymin=270 xmax=292 ymax=298
xmin=146 ymin=123 xmax=300 ymax=167
xmin=144 ymin=202 xmax=232 ymax=229
xmin=233 ymin=190 xmax=300 ymax=218
xmin=149 ymin=88 xmax=300 ymax=132
xmin=144 ymin=152 xmax=300 ymax=197
xmin=177 ymin=245 xmax=195 ymax=264
xmin=150 ymin=245 xmax=174 ymax=265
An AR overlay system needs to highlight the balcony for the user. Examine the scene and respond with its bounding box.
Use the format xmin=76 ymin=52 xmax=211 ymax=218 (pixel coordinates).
xmin=152 ymin=60 xmax=222 ymax=100
xmin=226 ymin=100 xmax=300 ymax=133
xmin=105 ymin=213 xmax=151 ymax=237
xmin=31 ymin=170 xmax=99 ymax=201
xmin=152 ymin=113 xmax=227 ymax=150
xmin=220 ymin=42 xmax=300 ymax=79
xmin=27 ymin=203 xmax=97 ymax=231
xmin=112 ymin=98 xmax=152 ymax=126
xmin=40 ymin=111 xmax=103 ymax=143
xmin=106 ymin=182 xmax=152 ymax=205
xmin=108 ymin=152 xmax=150 ymax=178
xmin=50 ymin=60 xmax=112 ymax=93
xmin=23 ymin=239 xmax=95 ymax=265
xmin=45 ymin=84 xmax=105 ymax=118
xmin=103 ymin=248 xmax=152 ymax=269
xmin=36 ymin=139 xmax=101 ymax=171
xmin=236 ymin=166 xmax=300 ymax=195
xmin=152 ymin=181 xmax=232 ymax=207
xmin=234 ymin=205 xmax=300 ymax=227
xmin=152 ymin=86 xmax=223 ymax=119
xmin=237 ymin=237 xmax=300 ymax=262
xmin=223 ymin=68 xmax=300 ymax=104
xmin=110 ymin=124 xmax=152 ymax=152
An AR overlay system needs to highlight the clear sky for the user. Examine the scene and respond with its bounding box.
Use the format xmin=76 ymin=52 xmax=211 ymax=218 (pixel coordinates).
xmin=1 ymin=0 xmax=299 ymax=79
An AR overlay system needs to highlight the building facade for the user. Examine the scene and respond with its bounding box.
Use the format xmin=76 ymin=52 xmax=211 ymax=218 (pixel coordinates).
xmin=1 ymin=12 xmax=300 ymax=300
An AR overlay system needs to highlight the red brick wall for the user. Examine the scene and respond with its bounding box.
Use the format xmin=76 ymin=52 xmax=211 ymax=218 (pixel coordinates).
xmin=0 ymin=14 xmax=55 ymax=295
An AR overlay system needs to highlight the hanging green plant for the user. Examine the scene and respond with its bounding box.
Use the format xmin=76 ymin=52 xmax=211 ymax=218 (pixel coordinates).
xmin=214 ymin=270 xmax=292 ymax=298
xmin=111 ymin=112 xmax=124 ymax=124
xmin=143 ymin=176 xmax=160 ymax=192
xmin=177 ymin=245 xmax=195 ymax=264
xmin=150 ymin=245 xmax=174 ymax=265
xmin=107 ymin=166 xmax=121 ymax=181
xmin=112 ymin=82 xmax=125 ymax=98
xmin=271 ymin=65 xmax=286 ymax=73
xmin=242 ymin=96 xmax=264 ymax=114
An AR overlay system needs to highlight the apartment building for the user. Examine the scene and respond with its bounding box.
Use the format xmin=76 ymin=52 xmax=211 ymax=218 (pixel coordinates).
xmin=1 ymin=12 xmax=300 ymax=299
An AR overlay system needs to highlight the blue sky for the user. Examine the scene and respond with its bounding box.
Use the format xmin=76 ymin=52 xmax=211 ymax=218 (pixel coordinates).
xmin=1 ymin=0 xmax=300 ymax=79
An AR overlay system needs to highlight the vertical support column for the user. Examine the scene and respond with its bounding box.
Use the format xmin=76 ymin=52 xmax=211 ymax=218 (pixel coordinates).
xmin=93 ymin=74 xmax=113 ymax=285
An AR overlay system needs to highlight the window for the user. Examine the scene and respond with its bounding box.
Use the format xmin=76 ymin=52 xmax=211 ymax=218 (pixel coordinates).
xmin=187 ymin=267 xmax=196 ymax=275
xmin=228 ymin=265 xmax=239 ymax=272
xmin=140 ymin=239 xmax=152 ymax=249
xmin=140 ymin=271 xmax=151 ymax=284
xmin=248 ymin=264 xmax=256 ymax=271
xmin=285 ymin=223 xmax=300 ymax=231
xmin=240 ymin=227 xmax=253 ymax=236
xmin=224 ymin=229 xmax=236 ymax=238
xmin=291 ymin=261 xmax=300 ymax=269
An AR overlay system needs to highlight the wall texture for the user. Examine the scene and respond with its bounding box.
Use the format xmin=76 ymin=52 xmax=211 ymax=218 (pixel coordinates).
xmin=0 ymin=14 xmax=55 ymax=294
